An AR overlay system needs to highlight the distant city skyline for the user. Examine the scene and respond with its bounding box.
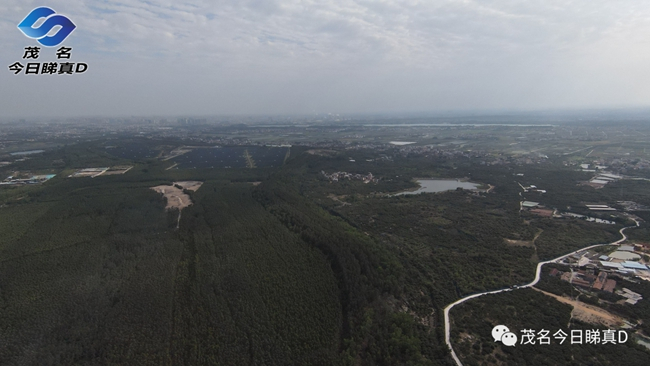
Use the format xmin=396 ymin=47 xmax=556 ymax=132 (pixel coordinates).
xmin=2 ymin=1 xmax=650 ymax=118
xmin=7 ymin=107 xmax=650 ymax=123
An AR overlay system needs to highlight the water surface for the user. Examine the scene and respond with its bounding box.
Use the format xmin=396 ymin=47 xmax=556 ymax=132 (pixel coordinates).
xmin=397 ymin=179 xmax=480 ymax=195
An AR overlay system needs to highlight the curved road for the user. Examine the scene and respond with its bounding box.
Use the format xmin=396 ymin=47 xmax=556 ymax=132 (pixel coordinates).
xmin=444 ymin=219 xmax=640 ymax=366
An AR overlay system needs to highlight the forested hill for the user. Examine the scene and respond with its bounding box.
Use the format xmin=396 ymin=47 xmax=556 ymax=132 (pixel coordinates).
xmin=169 ymin=182 xmax=343 ymax=365
xmin=0 ymin=151 xmax=451 ymax=365
xmin=253 ymin=177 xmax=449 ymax=365
xmin=2 ymin=141 xmax=646 ymax=365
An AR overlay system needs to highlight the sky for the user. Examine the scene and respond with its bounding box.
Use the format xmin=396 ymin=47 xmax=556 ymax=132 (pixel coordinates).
xmin=1 ymin=0 xmax=650 ymax=118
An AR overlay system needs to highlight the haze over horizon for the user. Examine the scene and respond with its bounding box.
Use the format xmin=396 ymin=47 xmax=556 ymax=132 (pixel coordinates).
xmin=2 ymin=1 xmax=650 ymax=118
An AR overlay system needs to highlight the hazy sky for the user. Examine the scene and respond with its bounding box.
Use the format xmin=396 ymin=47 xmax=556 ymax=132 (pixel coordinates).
xmin=2 ymin=1 xmax=650 ymax=117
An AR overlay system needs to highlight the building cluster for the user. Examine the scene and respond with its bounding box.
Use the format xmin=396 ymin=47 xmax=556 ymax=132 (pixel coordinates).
xmin=180 ymin=135 xmax=254 ymax=146
xmin=585 ymin=204 xmax=617 ymax=211
xmin=599 ymin=158 xmax=650 ymax=172
xmin=553 ymin=268 xmax=617 ymax=293
xmin=520 ymin=201 xmax=556 ymax=218
xmin=520 ymin=199 xmax=617 ymax=224
xmin=616 ymin=288 xmax=644 ymax=305
xmin=585 ymin=172 xmax=623 ymax=189
xmin=521 ymin=184 xmax=546 ymax=193
xmin=1 ymin=174 xmax=55 ymax=186
xmin=321 ymin=171 xmax=378 ymax=184
xmin=617 ymin=201 xmax=650 ymax=212
xmin=394 ymin=145 xmax=550 ymax=166
xmin=484 ymin=154 xmax=549 ymax=166
xmin=551 ymin=244 xmax=650 ymax=305
xmin=563 ymin=212 xmax=615 ymax=224
xmin=575 ymin=158 xmax=650 ymax=174
xmin=397 ymin=145 xmax=488 ymax=159
xmin=300 ymin=140 xmax=388 ymax=151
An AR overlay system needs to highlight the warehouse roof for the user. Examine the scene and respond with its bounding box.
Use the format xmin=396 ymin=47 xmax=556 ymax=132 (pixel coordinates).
xmin=622 ymin=261 xmax=648 ymax=270
xmin=600 ymin=261 xmax=623 ymax=269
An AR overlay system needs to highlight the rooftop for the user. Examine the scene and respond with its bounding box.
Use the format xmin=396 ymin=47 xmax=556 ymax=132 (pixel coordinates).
xmin=608 ymin=251 xmax=641 ymax=260
xmin=600 ymin=261 xmax=623 ymax=269
xmin=622 ymin=261 xmax=648 ymax=270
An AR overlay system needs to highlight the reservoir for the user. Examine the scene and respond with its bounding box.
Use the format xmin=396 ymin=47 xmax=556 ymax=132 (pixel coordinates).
xmin=10 ymin=150 xmax=44 ymax=156
xmin=397 ymin=179 xmax=480 ymax=195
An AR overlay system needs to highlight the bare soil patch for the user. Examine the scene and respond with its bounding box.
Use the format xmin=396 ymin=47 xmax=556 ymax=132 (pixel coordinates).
xmin=328 ymin=194 xmax=351 ymax=206
xmin=151 ymin=181 xmax=203 ymax=210
xmin=533 ymin=288 xmax=625 ymax=328
xmin=504 ymin=239 xmax=535 ymax=247
xmin=504 ymin=229 xmax=543 ymax=248
xmin=151 ymin=185 xmax=191 ymax=210
xmin=102 ymin=166 xmax=133 ymax=175
xmin=173 ymin=181 xmax=203 ymax=192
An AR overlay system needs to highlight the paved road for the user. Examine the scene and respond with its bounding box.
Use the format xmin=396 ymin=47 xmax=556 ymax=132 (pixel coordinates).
xmin=443 ymin=219 xmax=639 ymax=366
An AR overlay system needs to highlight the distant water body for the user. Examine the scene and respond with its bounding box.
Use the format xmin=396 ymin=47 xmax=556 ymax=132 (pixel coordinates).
xmin=365 ymin=123 xmax=554 ymax=127
xmin=10 ymin=150 xmax=44 ymax=156
xmin=397 ymin=179 xmax=480 ymax=195
xmin=365 ymin=123 xmax=555 ymax=127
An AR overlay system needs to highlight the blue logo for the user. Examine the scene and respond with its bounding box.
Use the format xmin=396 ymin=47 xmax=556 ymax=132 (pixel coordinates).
xmin=17 ymin=7 xmax=76 ymax=47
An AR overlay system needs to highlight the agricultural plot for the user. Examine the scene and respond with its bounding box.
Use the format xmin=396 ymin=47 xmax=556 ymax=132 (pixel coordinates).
xmin=102 ymin=165 xmax=133 ymax=175
xmin=69 ymin=166 xmax=133 ymax=178
xmin=170 ymin=146 xmax=288 ymax=169
xmin=68 ymin=167 xmax=108 ymax=178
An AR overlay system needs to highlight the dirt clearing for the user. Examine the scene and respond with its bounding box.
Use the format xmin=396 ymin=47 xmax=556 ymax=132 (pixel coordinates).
xmin=504 ymin=239 xmax=535 ymax=247
xmin=533 ymin=288 xmax=625 ymax=328
xmin=504 ymin=229 xmax=543 ymax=248
xmin=173 ymin=181 xmax=203 ymax=191
xmin=151 ymin=181 xmax=203 ymax=210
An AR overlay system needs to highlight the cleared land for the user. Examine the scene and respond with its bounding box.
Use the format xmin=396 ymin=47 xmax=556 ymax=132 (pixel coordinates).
xmin=173 ymin=181 xmax=203 ymax=192
xmin=69 ymin=166 xmax=133 ymax=178
xmin=533 ymin=288 xmax=625 ymax=328
xmin=69 ymin=167 xmax=108 ymax=178
xmin=151 ymin=181 xmax=203 ymax=210
xmin=102 ymin=166 xmax=133 ymax=175
xmin=504 ymin=229 xmax=543 ymax=248
xmin=504 ymin=238 xmax=535 ymax=247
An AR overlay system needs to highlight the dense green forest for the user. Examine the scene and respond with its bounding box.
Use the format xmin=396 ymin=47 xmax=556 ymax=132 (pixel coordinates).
xmin=0 ymin=144 xmax=450 ymax=365
xmin=1 ymin=140 xmax=648 ymax=365
xmin=169 ymin=182 xmax=343 ymax=365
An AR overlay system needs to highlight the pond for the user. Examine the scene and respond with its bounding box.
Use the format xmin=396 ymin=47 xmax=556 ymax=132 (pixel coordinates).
xmin=396 ymin=179 xmax=480 ymax=195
